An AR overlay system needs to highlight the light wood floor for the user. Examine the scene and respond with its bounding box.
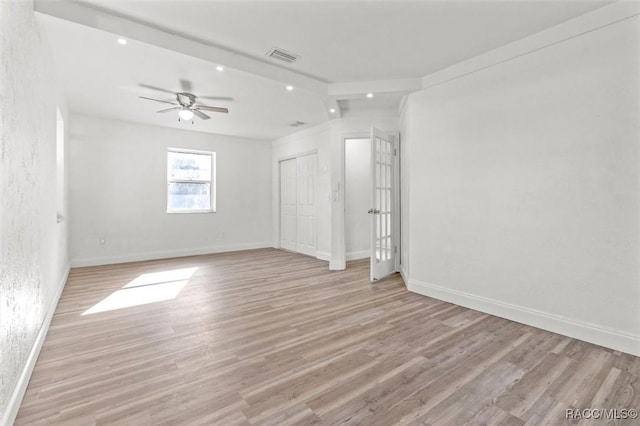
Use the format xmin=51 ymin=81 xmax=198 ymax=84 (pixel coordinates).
xmin=15 ymin=249 xmax=639 ymax=425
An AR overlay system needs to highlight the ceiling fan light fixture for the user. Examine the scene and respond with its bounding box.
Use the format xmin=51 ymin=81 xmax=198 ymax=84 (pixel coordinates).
xmin=178 ymin=108 xmax=194 ymax=121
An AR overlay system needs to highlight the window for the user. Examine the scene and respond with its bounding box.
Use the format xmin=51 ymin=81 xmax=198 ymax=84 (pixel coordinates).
xmin=167 ymin=148 xmax=216 ymax=213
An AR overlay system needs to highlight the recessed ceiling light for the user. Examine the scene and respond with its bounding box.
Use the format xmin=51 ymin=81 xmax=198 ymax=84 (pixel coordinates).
xmin=329 ymin=108 xmax=336 ymax=113
xmin=366 ymin=93 xmax=373 ymax=98
xmin=286 ymin=85 xmax=294 ymax=91
xmin=216 ymin=66 xmax=224 ymax=72
xmin=117 ymin=38 xmax=127 ymax=45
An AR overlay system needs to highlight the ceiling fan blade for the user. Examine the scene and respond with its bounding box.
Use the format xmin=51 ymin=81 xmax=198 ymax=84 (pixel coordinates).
xmin=139 ymin=83 xmax=176 ymax=95
xmin=157 ymin=107 xmax=180 ymax=113
xmin=179 ymin=79 xmax=192 ymax=92
xmin=192 ymin=109 xmax=211 ymax=120
xmin=199 ymin=96 xmax=233 ymax=101
xmin=139 ymin=96 xmax=177 ymax=106
xmin=196 ymin=105 xmax=229 ymax=113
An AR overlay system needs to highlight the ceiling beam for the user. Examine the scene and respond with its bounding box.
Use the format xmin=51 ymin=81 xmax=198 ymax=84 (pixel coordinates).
xmin=33 ymin=0 xmax=425 ymax=121
xmin=34 ymin=0 xmax=329 ymax=96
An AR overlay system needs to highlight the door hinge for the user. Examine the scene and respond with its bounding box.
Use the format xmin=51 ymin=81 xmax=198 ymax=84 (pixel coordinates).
xmin=394 ymin=246 xmax=397 ymax=253
xmin=394 ymin=148 xmax=397 ymax=156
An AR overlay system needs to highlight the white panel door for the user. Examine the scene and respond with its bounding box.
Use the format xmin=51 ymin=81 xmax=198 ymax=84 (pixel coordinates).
xmin=296 ymin=153 xmax=317 ymax=256
xmin=280 ymin=158 xmax=297 ymax=251
xmin=370 ymin=128 xmax=395 ymax=281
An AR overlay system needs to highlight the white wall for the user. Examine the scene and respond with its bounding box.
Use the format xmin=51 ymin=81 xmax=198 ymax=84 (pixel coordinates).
xmin=345 ymin=138 xmax=371 ymax=259
xmin=403 ymin=14 xmax=640 ymax=355
xmin=399 ymin=97 xmax=411 ymax=280
xmin=0 ymin=1 xmax=70 ymax=423
xmin=69 ymin=114 xmax=272 ymax=266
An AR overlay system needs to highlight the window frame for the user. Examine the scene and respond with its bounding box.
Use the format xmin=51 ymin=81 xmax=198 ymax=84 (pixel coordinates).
xmin=166 ymin=148 xmax=216 ymax=214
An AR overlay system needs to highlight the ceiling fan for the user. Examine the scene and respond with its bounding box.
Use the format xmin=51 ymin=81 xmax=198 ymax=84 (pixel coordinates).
xmin=138 ymin=80 xmax=231 ymax=123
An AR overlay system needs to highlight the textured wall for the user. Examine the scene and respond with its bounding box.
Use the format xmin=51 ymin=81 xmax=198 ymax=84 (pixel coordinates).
xmin=0 ymin=0 xmax=69 ymax=418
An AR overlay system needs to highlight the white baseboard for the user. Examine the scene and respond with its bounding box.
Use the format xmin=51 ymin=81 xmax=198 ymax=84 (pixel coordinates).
xmin=399 ymin=264 xmax=409 ymax=289
xmin=1 ymin=266 xmax=70 ymax=426
xmin=346 ymin=250 xmax=369 ymax=261
xmin=71 ymin=242 xmax=272 ymax=267
xmin=316 ymin=251 xmax=331 ymax=262
xmin=407 ymin=278 xmax=640 ymax=357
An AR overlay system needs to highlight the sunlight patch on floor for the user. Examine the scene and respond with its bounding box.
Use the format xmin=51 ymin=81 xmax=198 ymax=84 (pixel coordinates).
xmin=82 ymin=267 xmax=198 ymax=315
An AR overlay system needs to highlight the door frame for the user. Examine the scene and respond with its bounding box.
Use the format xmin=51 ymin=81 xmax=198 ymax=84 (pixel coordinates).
xmin=277 ymin=150 xmax=318 ymax=255
xmin=340 ymin=133 xmax=401 ymax=272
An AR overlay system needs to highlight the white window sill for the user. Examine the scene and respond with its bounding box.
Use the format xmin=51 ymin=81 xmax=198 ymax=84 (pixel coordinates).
xmin=167 ymin=209 xmax=216 ymax=214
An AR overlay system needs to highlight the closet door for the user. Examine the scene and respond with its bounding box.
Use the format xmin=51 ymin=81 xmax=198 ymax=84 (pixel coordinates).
xmin=296 ymin=153 xmax=317 ymax=256
xmin=279 ymin=158 xmax=297 ymax=251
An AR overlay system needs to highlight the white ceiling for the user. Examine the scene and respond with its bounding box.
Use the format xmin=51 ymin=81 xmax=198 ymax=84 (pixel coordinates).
xmin=77 ymin=0 xmax=611 ymax=82
xmin=38 ymin=0 xmax=612 ymax=140
xmin=41 ymin=14 xmax=328 ymax=140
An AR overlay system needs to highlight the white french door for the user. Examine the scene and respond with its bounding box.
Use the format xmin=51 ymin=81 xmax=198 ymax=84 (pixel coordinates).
xmin=280 ymin=158 xmax=297 ymax=251
xmin=370 ymin=128 xmax=396 ymax=281
xmin=279 ymin=153 xmax=317 ymax=257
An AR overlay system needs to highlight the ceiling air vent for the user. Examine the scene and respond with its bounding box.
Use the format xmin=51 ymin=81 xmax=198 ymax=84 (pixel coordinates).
xmin=266 ymin=47 xmax=300 ymax=63
xmin=290 ymin=121 xmax=306 ymax=127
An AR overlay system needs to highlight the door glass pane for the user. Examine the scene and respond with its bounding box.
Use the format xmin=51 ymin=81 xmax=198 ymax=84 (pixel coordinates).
xmin=386 ymin=213 xmax=391 ymax=237
xmin=386 ymin=189 xmax=391 ymax=213
xmin=381 ymin=210 xmax=386 ymax=242
xmin=375 ymin=215 xmax=381 ymax=261
xmin=383 ymin=226 xmax=388 ymax=260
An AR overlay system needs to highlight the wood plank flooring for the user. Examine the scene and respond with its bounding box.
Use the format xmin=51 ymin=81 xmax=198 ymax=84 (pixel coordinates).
xmin=15 ymin=249 xmax=640 ymax=425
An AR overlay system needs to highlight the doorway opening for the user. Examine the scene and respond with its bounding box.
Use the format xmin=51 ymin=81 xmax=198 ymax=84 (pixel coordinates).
xmin=342 ymin=129 xmax=399 ymax=281
xmin=345 ymin=138 xmax=371 ymax=263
